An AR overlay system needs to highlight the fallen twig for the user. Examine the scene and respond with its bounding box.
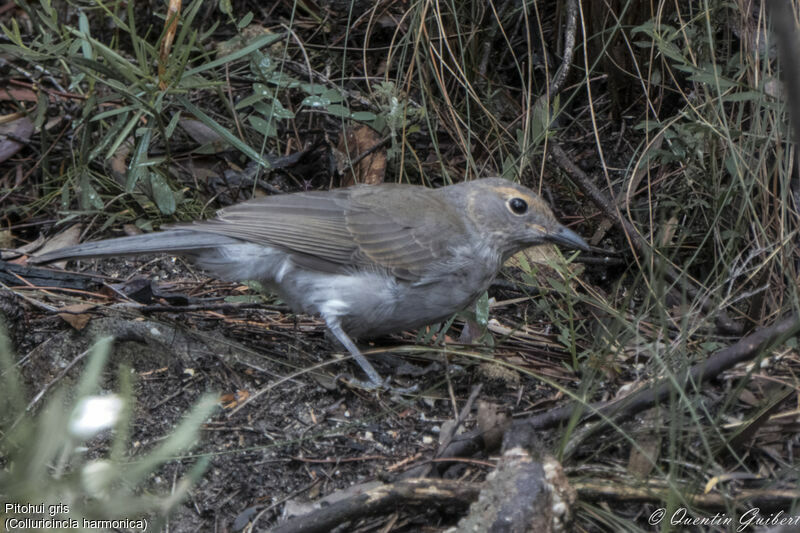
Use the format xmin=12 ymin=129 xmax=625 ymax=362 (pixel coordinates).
xmin=519 ymin=314 xmax=800 ymax=434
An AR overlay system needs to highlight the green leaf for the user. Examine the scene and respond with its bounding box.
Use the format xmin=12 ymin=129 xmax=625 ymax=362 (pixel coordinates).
xmin=69 ymin=30 xmax=147 ymax=82
xmin=79 ymin=172 xmax=104 ymax=210
xmin=0 ymin=19 xmax=23 ymax=47
xmin=126 ymin=128 xmax=152 ymax=192
xmin=475 ymin=291 xmax=489 ymax=328
xmin=251 ymin=51 xmax=275 ymax=76
xmin=78 ymin=12 xmax=92 ymax=59
xmin=700 ymin=341 xmax=725 ymax=352
xmin=688 ymin=71 xmax=737 ymax=91
xmin=104 ymin=109 xmax=142 ymax=162
xmin=165 ymin=111 xmax=181 ymax=138
xmin=351 ymin=111 xmax=377 ymax=121
xmin=253 ymin=99 xmax=294 ymax=119
xmin=235 ymin=84 xmax=273 ymax=109
xmin=501 ymin=155 xmax=517 ymax=181
xmin=184 ymin=32 xmax=283 ymax=77
xmin=320 ymin=88 xmax=344 ymax=103
xmin=268 ymin=70 xmax=301 ymax=88
xmin=248 ymin=115 xmax=277 ymax=137
xmin=299 ymin=83 xmax=328 ymax=95
xmin=530 ymin=96 xmax=551 ymax=144
xmin=34 ymin=91 xmax=48 ymax=130
xmin=720 ymin=90 xmax=762 ymax=103
xmin=71 ymin=56 xmax=126 ymax=83
xmin=237 ymin=12 xmax=254 ymax=29
xmin=300 ymin=95 xmax=331 ymax=108
xmin=135 ymin=218 xmax=154 ymax=232
xmin=326 ymin=104 xmax=351 ymax=118
xmin=657 ymin=40 xmax=685 ymax=63
xmin=148 ymin=173 xmax=176 ymax=215
xmin=179 ymin=96 xmax=271 ymax=169
xmin=92 ymin=104 xmax=140 ymax=122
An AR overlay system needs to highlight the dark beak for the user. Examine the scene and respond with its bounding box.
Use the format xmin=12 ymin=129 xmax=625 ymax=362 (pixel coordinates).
xmin=546 ymin=225 xmax=590 ymax=252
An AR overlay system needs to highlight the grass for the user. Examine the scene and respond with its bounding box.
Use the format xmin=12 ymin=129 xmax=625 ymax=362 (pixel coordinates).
xmin=0 ymin=333 xmax=216 ymax=530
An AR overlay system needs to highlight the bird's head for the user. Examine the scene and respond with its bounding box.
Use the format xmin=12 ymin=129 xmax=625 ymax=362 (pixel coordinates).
xmin=453 ymin=178 xmax=589 ymax=257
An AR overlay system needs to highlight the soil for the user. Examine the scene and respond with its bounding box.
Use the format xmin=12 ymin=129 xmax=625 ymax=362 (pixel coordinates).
xmin=3 ymin=254 xmax=574 ymax=531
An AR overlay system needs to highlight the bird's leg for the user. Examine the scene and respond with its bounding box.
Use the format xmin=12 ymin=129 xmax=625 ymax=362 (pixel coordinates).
xmin=326 ymin=321 xmax=418 ymax=393
xmin=326 ymin=321 xmax=384 ymax=387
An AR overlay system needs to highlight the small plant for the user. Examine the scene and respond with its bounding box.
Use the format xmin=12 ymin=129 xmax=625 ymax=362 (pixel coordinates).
xmin=0 ymin=331 xmax=217 ymax=532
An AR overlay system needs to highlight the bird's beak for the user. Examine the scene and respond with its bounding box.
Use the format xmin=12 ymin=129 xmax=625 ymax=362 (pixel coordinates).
xmin=545 ymin=224 xmax=590 ymax=252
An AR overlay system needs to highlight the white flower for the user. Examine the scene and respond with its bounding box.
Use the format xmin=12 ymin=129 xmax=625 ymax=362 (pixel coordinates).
xmin=69 ymin=395 xmax=124 ymax=439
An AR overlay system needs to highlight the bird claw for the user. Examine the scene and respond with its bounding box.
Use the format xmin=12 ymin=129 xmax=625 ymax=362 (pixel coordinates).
xmin=334 ymin=373 xmax=419 ymax=394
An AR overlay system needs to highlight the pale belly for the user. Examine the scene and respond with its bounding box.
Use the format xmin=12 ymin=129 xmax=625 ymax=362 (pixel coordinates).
xmin=193 ymin=242 xmax=499 ymax=338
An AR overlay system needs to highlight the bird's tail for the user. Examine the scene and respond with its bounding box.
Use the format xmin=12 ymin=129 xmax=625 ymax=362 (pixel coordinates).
xmin=31 ymin=229 xmax=242 ymax=264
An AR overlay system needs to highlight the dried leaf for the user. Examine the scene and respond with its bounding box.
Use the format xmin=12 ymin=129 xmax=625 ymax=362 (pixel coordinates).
xmin=35 ymin=225 xmax=83 ymax=268
xmin=0 ymin=228 xmax=11 ymax=249
xmin=337 ymin=125 xmax=385 ymax=186
xmin=627 ymin=410 xmax=662 ymax=477
xmin=3 ymin=234 xmax=44 ymax=261
xmin=58 ymin=303 xmax=95 ymax=330
xmin=221 ymin=390 xmax=250 ymax=409
xmin=109 ymin=137 xmax=132 ymax=187
xmin=476 ymin=400 xmax=511 ymax=450
xmin=0 ymin=115 xmax=34 ymax=164
xmin=659 ymin=215 xmax=678 ymax=247
xmin=158 ymin=0 xmax=182 ymax=89
xmin=0 ymin=87 xmax=39 ymax=102
xmin=179 ymin=118 xmax=229 ymax=152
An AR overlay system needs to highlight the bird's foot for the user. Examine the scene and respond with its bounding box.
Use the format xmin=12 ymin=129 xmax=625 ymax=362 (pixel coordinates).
xmin=334 ymin=373 xmax=419 ymax=394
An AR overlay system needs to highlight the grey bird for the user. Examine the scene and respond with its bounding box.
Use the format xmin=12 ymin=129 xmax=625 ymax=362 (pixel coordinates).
xmin=33 ymin=178 xmax=589 ymax=389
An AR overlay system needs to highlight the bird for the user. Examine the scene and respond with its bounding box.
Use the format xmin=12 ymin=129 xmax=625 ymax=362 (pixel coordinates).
xmin=33 ymin=178 xmax=589 ymax=389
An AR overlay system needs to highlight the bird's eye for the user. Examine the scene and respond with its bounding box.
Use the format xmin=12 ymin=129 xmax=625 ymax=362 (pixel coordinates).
xmin=508 ymin=197 xmax=528 ymax=215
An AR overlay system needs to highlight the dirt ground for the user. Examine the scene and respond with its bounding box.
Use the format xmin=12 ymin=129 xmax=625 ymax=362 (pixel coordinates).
xmin=3 ymin=252 xmax=588 ymax=531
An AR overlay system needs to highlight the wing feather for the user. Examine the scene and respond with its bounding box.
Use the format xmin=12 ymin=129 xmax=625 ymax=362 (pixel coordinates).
xmin=171 ymin=184 xmax=467 ymax=280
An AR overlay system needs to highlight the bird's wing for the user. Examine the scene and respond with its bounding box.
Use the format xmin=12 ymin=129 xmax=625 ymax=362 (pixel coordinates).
xmin=175 ymin=185 xmax=467 ymax=280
